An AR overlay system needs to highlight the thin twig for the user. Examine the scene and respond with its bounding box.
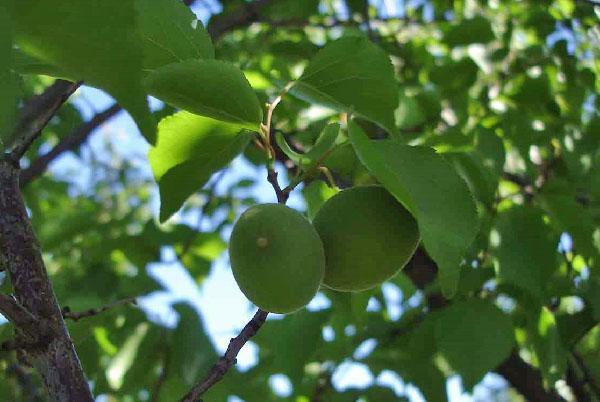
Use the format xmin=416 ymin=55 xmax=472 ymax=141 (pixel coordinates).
xmin=20 ymin=103 xmax=122 ymax=187
xmin=9 ymin=80 xmax=81 ymax=162
xmin=180 ymin=309 xmax=268 ymax=402
xmin=260 ymin=81 xmax=295 ymax=160
xmin=181 ymin=87 xmax=299 ymax=399
xmin=62 ymin=297 xmax=137 ymax=322
xmin=266 ymin=168 xmax=288 ymax=203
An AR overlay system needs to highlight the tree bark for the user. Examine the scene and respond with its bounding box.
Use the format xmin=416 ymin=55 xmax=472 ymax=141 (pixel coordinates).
xmin=0 ymin=158 xmax=93 ymax=402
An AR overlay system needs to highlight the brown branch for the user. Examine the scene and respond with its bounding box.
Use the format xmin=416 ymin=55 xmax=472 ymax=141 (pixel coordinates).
xmin=566 ymin=363 xmax=591 ymax=402
xmin=20 ymin=103 xmax=122 ymax=187
xmin=266 ymin=168 xmax=289 ymax=203
xmin=497 ymin=351 xmax=565 ymax=402
xmin=402 ymin=248 xmax=566 ymax=402
xmin=0 ymin=294 xmax=38 ymax=333
xmin=62 ymin=297 xmax=137 ymax=322
xmin=571 ymin=352 xmax=600 ymax=398
xmin=9 ymin=80 xmax=81 ymax=162
xmin=207 ymin=0 xmax=274 ymax=39
xmin=181 ymin=93 xmax=296 ymax=398
xmin=0 ymin=158 xmax=93 ymax=401
xmin=180 ymin=309 xmax=268 ymax=402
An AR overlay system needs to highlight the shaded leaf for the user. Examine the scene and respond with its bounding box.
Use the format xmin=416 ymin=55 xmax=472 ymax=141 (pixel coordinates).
xmin=254 ymin=310 xmax=330 ymax=384
xmin=302 ymin=180 xmax=339 ymax=220
xmin=527 ymin=306 xmax=568 ymax=384
xmin=264 ymin=0 xmax=319 ymax=20
xmin=293 ymin=37 xmax=398 ymax=136
xmin=435 ymin=299 xmax=514 ymax=389
xmin=0 ymin=7 xmax=18 ymax=148
xmin=493 ymin=205 xmax=560 ymax=300
xmin=171 ymin=303 xmax=217 ymax=386
xmin=349 ymin=121 xmax=479 ymax=297
xmin=444 ymin=17 xmax=495 ymax=47
xmin=275 ymin=123 xmax=339 ymax=168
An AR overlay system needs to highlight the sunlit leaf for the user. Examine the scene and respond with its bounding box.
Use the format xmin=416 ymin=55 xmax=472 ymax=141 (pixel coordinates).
xmin=149 ymin=112 xmax=253 ymax=222
xmin=145 ymin=59 xmax=262 ymax=129
xmin=9 ymin=0 xmax=155 ymax=142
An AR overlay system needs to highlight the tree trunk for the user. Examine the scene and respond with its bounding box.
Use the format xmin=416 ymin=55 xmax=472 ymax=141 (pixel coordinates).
xmin=0 ymin=158 xmax=93 ymax=402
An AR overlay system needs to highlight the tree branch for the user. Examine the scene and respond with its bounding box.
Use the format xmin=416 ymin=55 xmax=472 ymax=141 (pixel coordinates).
xmin=207 ymin=0 xmax=274 ymax=39
xmin=20 ymin=103 xmax=122 ymax=187
xmin=0 ymin=158 xmax=93 ymax=401
xmin=181 ymin=88 xmax=296 ymax=399
xmin=0 ymin=294 xmax=38 ymax=333
xmin=9 ymin=80 xmax=81 ymax=162
xmin=62 ymin=296 xmax=137 ymax=322
xmin=497 ymin=351 xmax=565 ymax=402
xmin=402 ymin=248 xmax=566 ymax=401
xmin=180 ymin=309 xmax=268 ymax=402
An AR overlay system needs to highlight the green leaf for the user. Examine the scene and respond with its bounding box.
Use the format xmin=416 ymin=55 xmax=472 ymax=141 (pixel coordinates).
xmin=493 ymin=205 xmax=559 ymax=300
xmin=254 ymin=310 xmax=329 ymax=384
xmin=107 ymin=323 xmax=149 ymax=390
xmin=344 ymin=0 xmax=368 ymax=14
xmin=11 ymin=48 xmax=68 ymax=78
xmin=444 ymin=17 xmax=495 ymax=47
xmin=149 ymin=112 xmax=253 ymax=222
xmin=264 ymin=0 xmax=319 ymax=20
xmin=9 ymin=0 xmax=155 ymax=142
xmin=395 ymin=90 xmax=426 ymax=129
xmin=135 ymin=0 xmax=214 ymax=72
xmin=145 ymin=59 xmax=262 ymax=129
xmin=302 ymin=180 xmax=339 ymax=220
xmin=349 ymin=121 xmax=479 ymax=297
xmin=539 ymin=181 xmax=600 ymax=261
xmin=435 ymin=299 xmax=514 ymax=389
xmin=171 ymin=303 xmax=217 ymax=386
xmin=446 ymin=152 xmax=498 ymax=208
xmin=292 ymin=37 xmax=398 ymax=136
xmin=327 ymin=288 xmax=376 ymax=331
xmin=275 ymin=123 xmax=339 ymax=167
xmin=0 ymin=5 xmax=18 ymax=148
xmin=527 ymin=306 xmax=568 ymax=384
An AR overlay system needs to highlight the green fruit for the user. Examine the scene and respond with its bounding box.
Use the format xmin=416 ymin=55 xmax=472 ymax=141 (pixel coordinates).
xmin=313 ymin=186 xmax=419 ymax=292
xmin=229 ymin=203 xmax=325 ymax=313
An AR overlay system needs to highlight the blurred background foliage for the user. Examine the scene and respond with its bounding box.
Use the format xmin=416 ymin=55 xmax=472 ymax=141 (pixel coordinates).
xmin=1 ymin=0 xmax=599 ymax=401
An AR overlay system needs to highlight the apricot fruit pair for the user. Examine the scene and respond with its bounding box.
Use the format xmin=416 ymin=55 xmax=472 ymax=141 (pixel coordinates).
xmin=228 ymin=186 xmax=419 ymax=313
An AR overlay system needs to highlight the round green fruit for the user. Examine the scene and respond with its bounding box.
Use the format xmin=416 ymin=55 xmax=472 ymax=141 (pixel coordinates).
xmin=229 ymin=203 xmax=325 ymax=313
xmin=313 ymin=186 xmax=420 ymax=292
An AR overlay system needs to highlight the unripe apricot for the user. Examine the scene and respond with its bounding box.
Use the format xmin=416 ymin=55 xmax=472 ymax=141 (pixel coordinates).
xmin=313 ymin=186 xmax=419 ymax=292
xmin=229 ymin=203 xmax=325 ymax=313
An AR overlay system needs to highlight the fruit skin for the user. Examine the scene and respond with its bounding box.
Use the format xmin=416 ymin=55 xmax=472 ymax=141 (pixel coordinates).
xmin=229 ymin=203 xmax=325 ymax=313
xmin=313 ymin=186 xmax=419 ymax=292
